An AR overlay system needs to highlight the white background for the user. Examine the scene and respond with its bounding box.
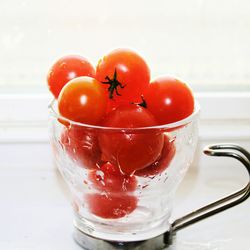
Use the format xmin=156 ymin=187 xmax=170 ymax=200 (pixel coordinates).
xmin=0 ymin=0 xmax=250 ymax=249
xmin=1 ymin=0 xmax=250 ymax=89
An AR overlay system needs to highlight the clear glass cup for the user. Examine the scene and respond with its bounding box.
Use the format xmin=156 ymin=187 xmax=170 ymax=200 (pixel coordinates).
xmin=49 ymin=100 xmax=200 ymax=242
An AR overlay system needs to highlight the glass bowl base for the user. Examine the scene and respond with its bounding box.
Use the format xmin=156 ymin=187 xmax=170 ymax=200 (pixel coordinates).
xmin=73 ymin=211 xmax=171 ymax=242
xmin=73 ymin=226 xmax=173 ymax=250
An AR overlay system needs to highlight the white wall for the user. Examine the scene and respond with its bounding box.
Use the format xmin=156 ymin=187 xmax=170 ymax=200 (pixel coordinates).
xmin=0 ymin=0 xmax=250 ymax=89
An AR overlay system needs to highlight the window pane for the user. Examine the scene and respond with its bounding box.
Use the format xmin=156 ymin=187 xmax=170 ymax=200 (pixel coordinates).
xmin=1 ymin=0 xmax=250 ymax=91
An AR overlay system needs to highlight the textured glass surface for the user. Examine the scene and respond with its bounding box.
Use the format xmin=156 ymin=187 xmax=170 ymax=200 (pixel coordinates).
xmin=49 ymin=102 xmax=199 ymax=241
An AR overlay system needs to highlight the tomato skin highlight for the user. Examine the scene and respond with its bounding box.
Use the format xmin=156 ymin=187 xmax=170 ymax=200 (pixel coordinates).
xmin=89 ymin=162 xmax=137 ymax=193
xmin=143 ymin=76 xmax=194 ymax=125
xmin=47 ymin=55 xmax=95 ymax=98
xmin=60 ymin=125 xmax=101 ymax=170
xmin=86 ymin=193 xmax=138 ymax=219
xmin=96 ymin=48 xmax=150 ymax=110
xmin=98 ymin=105 xmax=164 ymax=174
xmin=135 ymin=135 xmax=176 ymax=177
xmin=58 ymin=76 xmax=107 ymax=125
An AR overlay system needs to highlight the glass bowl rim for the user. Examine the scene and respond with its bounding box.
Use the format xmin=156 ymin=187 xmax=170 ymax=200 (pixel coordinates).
xmin=48 ymin=99 xmax=200 ymax=132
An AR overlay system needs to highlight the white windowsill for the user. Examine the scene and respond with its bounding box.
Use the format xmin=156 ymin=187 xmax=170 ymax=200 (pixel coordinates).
xmin=0 ymin=92 xmax=249 ymax=142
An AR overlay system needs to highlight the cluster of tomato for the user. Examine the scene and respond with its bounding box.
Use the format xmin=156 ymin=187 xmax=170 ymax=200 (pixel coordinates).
xmin=47 ymin=48 xmax=194 ymax=219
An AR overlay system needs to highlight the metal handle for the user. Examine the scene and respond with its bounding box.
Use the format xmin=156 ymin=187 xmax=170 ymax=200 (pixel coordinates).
xmin=172 ymin=143 xmax=250 ymax=232
xmin=73 ymin=144 xmax=250 ymax=250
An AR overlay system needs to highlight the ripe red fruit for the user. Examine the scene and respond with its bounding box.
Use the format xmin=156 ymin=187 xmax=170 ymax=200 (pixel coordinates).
xmin=96 ymin=48 xmax=150 ymax=111
xmin=143 ymin=76 xmax=194 ymax=124
xmin=60 ymin=125 xmax=101 ymax=169
xmin=98 ymin=105 xmax=164 ymax=174
xmin=135 ymin=135 xmax=176 ymax=177
xmin=47 ymin=55 xmax=95 ymax=98
xmin=89 ymin=162 xmax=137 ymax=193
xmin=58 ymin=77 xmax=107 ymax=125
xmin=86 ymin=194 xmax=138 ymax=219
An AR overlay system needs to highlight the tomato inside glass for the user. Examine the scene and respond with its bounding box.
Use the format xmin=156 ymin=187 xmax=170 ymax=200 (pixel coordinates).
xmin=135 ymin=134 xmax=176 ymax=177
xmin=143 ymin=76 xmax=194 ymax=125
xmin=89 ymin=162 xmax=137 ymax=193
xmin=98 ymin=105 xmax=164 ymax=174
xmin=60 ymin=125 xmax=101 ymax=170
xmin=47 ymin=55 xmax=95 ymax=98
xmin=58 ymin=76 xmax=107 ymax=125
xmin=96 ymin=48 xmax=150 ymax=111
xmin=86 ymin=194 xmax=137 ymax=219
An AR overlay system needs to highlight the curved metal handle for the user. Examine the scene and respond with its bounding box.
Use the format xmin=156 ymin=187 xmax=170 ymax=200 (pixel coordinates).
xmin=172 ymin=143 xmax=250 ymax=232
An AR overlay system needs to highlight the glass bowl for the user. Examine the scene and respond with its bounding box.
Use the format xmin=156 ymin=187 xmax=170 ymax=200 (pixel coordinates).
xmin=48 ymin=100 xmax=200 ymax=242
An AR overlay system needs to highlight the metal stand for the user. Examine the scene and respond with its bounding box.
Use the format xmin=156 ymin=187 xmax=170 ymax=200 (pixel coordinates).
xmin=74 ymin=144 xmax=250 ymax=250
xmin=74 ymin=229 xmax=173 ymax=250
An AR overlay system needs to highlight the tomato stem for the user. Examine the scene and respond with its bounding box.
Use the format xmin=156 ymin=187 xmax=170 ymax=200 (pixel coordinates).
xmin=131 ymin=95 xmax=147 ymax=108
xmin=101 ymin=69 xmax=125 ymax=99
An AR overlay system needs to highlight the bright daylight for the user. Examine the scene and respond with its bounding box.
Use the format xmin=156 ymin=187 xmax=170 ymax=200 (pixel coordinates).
xmin=0 ymin=1 xmax=250 ymax=250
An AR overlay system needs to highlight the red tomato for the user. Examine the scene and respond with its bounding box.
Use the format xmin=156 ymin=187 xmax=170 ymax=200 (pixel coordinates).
xmin=60 ymin=125 xmax=101 ymax=169
xmin=96 ymin=48 xmax=150 ymax=110
xmin=86 ymin=194 xmax=137 ymax=219
xmin=143 ymin=76 xmax=194 ymax=124
xmin=89 ymin=162 xmax=137 ymax=193
xmin=98 ymin=105 xmax=164 ymax=174
xmin=135 ymin=135 xmax=176 ymax=177
xmin=58 ymin=76 xmax=107 ymax=124
xmin=47 ymin=55 xmax=95 ymax=98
